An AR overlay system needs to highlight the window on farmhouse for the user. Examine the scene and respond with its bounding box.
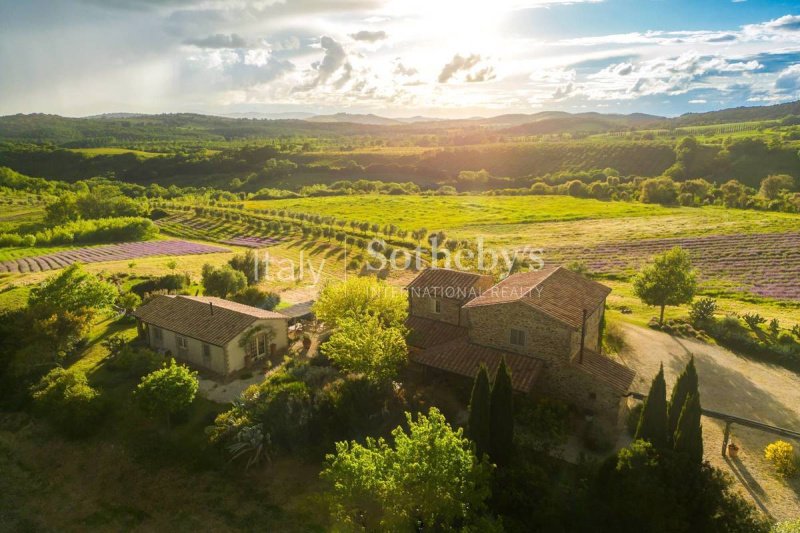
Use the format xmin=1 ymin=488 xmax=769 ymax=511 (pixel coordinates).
xmin=202 ymin=343 xmax=211 ymax=361
xmin=432 ymin=299 xmax=442 ymax=314
xmin=510 ymin=328 xmax=526 ymax=346
xmin=153 ymin=327 xmax=162 ymax=341
xmin=256 ymin=334 xmax=267 ymax=356
xmin=176 ymin=335 xmax=188 ymax=350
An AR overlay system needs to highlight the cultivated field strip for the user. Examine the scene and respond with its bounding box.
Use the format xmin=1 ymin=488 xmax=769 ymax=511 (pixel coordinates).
xmin=156 ymin=214 xmax=282 ymax=247
xmin=0 ymin=240 xmax=229 ymax=274
xmin=548 ymin=231 xmax=800 ymax=301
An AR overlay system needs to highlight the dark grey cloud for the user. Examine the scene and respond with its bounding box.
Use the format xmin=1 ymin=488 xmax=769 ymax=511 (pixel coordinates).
xmin=184 ymin=33 xmax=249 ymax=49
xmin=438 ymin=54 xmax=481 ymax=83
xmin=350 ymin=30 xmax=387 ymax=42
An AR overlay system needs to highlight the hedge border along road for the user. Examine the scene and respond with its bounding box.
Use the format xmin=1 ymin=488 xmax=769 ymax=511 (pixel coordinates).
xmin=0 ymin=240 xmax=230 ymax=274
xmin=547 ymin=231 xmax=800 ymax=301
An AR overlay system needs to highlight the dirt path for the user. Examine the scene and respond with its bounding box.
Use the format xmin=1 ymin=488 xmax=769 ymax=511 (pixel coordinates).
xmin=619 ymin=323 xmax=800 ymax=521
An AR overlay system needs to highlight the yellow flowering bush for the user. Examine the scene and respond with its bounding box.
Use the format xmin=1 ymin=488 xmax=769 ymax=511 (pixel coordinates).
xmin=764 ymin=440 xmax=798 ymax=477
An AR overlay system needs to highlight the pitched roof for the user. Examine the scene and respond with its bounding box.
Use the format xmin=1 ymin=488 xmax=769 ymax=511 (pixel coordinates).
xmin=463 ymin=266 xmax=611 ymax=329
xmin=133 ymin=295 xmax=286 ymax=346
xmin=406 ymin=316 xmax=543 ymax=393
xmin=406 ymin=316 xmax=469 ymax=349
xmin=572 ymin=349 xmax=636 ymax=393
xmin=280 ymin=300 xmax=315 ymax=320
xmin=406 ymin=268 xmax=493 ymax=303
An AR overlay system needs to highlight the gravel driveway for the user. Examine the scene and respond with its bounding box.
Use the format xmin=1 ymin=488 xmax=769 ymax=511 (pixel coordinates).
xmin=619 ymin=323 xmax=800 ymax=522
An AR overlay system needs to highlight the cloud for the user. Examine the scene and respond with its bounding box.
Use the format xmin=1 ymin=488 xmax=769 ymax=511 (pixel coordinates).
xmin=184 ymin=33 xmax=249 ymax=49
xmin=350 ymin=30 xmax=388 ymax=42
xmin=438 ymin=54 xmax=484 ymax=83
xmin=775 ymin=64 xmax=800 ymax=94
xmin=466 ymin=66 xmax=496 ymax=82
xmin=688 ymin=99 xmax=707 ymax=104
xmin=294 ymin=35 xmax=352 ymax=91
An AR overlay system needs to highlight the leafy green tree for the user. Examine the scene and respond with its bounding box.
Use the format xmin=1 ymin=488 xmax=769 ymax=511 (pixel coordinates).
xmin=321 ymin=313 xmax=407 ymax=384
xmin=633 ymin=246 xmax=697 ymax=324
xmin=667 ymin=357 xmax=698 ymax=445
xmin=490 ymin=358 xmax=514 ymax=466
xmin=232 ymin=286 xmax=280 ymax=309
xmin=313 ymin=276 xmax=408 ymax=329
xmin=31 ymin=367 xmax=103 ymax=437
xmin=635 ymin=364 xmax=668 ymax=449
xmin=117 ymin=291 xmax=142 ymax=315
xmin=201 ymin=264 xmax=247 ymax=299
xmin=28 ymin=264 xmax=117 ymax=317
xmin=135 ymin=359 xmax=198 ymax=428
xmin=468 ymin=364 xmax=491 ymax=458
xmin=674 ymin=393 xmax=703 ymax=463
xmin=321 ymin=408 xmax=492 ymax=530
xmin=228 ymin=250 xmax=266 ymax=285
xmin=639 ymin=176 xmax=678 ymax=205
xmin=759 ymin=174 xmax=795 ymax=200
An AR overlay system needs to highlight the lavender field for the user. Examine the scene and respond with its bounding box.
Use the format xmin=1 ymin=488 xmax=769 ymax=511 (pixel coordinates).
xmin=0 ymin=240 xmax=229 ymax=274
xmin=548 ymin=231 xmax=800 ymax=301
xmin=156 ymin=214 xmax=282 ymax=248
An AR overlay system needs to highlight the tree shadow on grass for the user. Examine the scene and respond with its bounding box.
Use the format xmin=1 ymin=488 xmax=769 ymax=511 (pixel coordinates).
xmin=725 ymin=456 xmax=773 ymax=520
xmin=668 ymin=336 xmax=800 ymax=430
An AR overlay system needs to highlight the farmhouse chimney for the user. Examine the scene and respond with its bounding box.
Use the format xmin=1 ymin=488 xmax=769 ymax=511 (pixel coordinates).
xmin=209 ymin=301 xmax=214 ymax=315
xmin=579 ymin=308 xmax=588 ymax=364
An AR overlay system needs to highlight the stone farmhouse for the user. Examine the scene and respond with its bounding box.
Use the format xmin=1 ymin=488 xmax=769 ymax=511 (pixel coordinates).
xmin=133 ymin=295 xmax=289 ymax=378
xmin=406 ymin=266 xmax=636 ymax=422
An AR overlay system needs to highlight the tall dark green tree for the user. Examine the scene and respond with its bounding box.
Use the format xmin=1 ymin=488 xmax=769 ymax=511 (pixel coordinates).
xmin=667 ymin=357 xmax=698 ymax=444
xmin=674 ymin=392 xmax=704 ymax=463
xmin=635 ymin=363 xmax=668 ymax=449
xmin=490 ymin=358 xmax=514 ymax=466
xmin=467 ymin=365 xmax=491 ymax=458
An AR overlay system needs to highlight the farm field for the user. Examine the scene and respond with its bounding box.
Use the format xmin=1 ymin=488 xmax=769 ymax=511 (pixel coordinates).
xmin=156 ymin=213 xmax=282 ymax=247
xmin=0 ymin=240 xmax=228 ymax=274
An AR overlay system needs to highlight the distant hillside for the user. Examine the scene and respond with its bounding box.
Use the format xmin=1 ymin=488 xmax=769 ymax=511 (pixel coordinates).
xmin=500 ymin=112 xmax=663 ymax=135
xmin=670 ymin=100 xmax=800 ymax=127
xmin=307 ymin=113 xmax=403 ymax=126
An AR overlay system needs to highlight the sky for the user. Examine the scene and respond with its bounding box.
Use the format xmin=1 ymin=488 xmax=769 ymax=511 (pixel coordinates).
xmin=0 ymin=0 xmax=799 ymax=118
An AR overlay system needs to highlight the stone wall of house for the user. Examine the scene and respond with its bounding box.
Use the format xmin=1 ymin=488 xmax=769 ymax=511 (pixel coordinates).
xmin=539 ymin=356 xmax=625 ymax=426
xmin=409 ymin=295 xmax=463 ymax=326
xmin=466 ymin=301 xmax=572 ymax=361
xmin=568 ymin=302 xmax=605 ymax=357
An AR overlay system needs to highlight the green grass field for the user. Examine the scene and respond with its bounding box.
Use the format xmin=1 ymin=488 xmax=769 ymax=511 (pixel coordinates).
xmin=68 ymin=147 xmax=165 ymax=158
xmin=244 ymin=195 xmax=799 ymax=246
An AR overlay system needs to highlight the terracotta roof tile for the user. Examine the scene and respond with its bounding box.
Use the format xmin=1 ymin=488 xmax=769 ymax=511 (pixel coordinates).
xmin=464 ymin=266 xmax=611 ymax=329
xmin=406 ymin=316 xmax=543 ymax=393
xmin=406 ymin=316 xmax=468 ymax=349
xmin=572 ymin=349 xmax=636 ymax=393
xmin=133 ymin=295 xmax=286 ymax=346
xmin=411 ymin=337 xmax=544 ymax=394
xmin=406 ymin=268 xmax=493 ymax=303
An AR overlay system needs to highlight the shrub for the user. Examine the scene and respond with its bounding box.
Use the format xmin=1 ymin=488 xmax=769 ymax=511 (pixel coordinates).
xmin=108 ymin=345 xmax=165 ymax=378
xmin=743 ymin=312 xmax=767 ymax=330
xmin=773 ymin=519 xmax=800 ymax=533
xmin=764 ymin=440 xmax=798 ymax=477
xmin=135 ymin=359 xmax=198 ymax=428
xmin=31 ymin=368 xmax=104 ymax=438
xmin=689 ymin=297 xmax=717 ymax=326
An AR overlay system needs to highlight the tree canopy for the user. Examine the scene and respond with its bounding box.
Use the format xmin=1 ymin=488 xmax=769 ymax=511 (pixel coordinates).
xmin=321 ymin=313 xmax=407 ymax=383
xmin=313 ymin=276 xmax=408 ymax=329
xmin=635 ymin=363 xmax=668 ymax=449
xmin=135 ymin=359 xmax=198 ymax=428
xmin=321 ymin=407 xmax=492 ymax=530
xmin=633 ymin=246 xmax=697 ymax=324
xmin=201 ymin=264 xmax=247 ymax=299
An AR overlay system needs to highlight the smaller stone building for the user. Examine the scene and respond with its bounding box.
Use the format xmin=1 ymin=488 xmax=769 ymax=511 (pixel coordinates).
xmin=133 ymin=295 xmax=289 ymax=378
xmin=406 ymin=267 xmax=635 ymax=423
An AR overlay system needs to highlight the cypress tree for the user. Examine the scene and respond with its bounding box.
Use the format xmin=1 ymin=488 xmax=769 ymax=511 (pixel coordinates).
xmin=674 ymin=392 xmax=703 ymax=463
xmin=467 ymin=364 xmax=491 ymax=458
xmin=667 ymin=356 xmax=698 ymax=444
xmin=490 ymin=358 xmax=514 ymax=466
xmin=635 ymin=363 xmax=668 ymax=449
